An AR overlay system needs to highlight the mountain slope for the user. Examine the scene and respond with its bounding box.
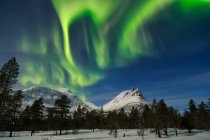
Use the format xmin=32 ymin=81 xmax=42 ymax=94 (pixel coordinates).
xmin=103 ymin=88 xmax=149 ymax=112
xmin=22 ymin=86 xmax=99 ymax=112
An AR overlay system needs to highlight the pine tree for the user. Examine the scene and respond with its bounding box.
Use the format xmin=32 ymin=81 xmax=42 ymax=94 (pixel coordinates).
xmin=20 ymin=105 xmax=31 ymax=130
xmin=117 ymin=108 xmax=127 ymax=129
xmin=188 ymin=99 xmax=197 ymax=129
xmin=151 ymin=98 xmax=158 ymax=135
xmin=189 ymin=99 xmax=197 ymax=113
xmin=137 ymin=105 xmax=149 ymax=140
xmin=129 ymin=107 xmax=139 ymax=128
xmin=0 ymin=58 xmax=19 ymax=117
xmin=156 ymin=99 xmax=168 ymax=137
xmin=6 ymin=90 xmax=23 ymax=137
xmin=197 ymin=101 xmax=208 ymax=130
xmin=46 ymin=107 xmax=57 ymax=132
xmin=85 ymin=110 xmax=98 ymax=132
xmin=30 ymin=98 xmax=45 ymax=136
xmin=98 ymin=106 xmax=105 ymax=129
xmin=142 ymin=105 xmax=152 ymax=128
xmin=167 ymin=107 xmax=179 ymax=136
xmin=54 ymin=95 xmax=70 ymax=135
xmin=183 ymin=111 xmax=192 ymax=133
xmin=106 ymin=110 xmax=118 ymax=137
xmin=208 ymin=99 xmax=210 ymax=130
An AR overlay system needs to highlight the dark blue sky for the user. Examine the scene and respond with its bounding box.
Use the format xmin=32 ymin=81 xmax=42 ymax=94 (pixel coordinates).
xmin=0 ymin=0 xmax=210 ymax=110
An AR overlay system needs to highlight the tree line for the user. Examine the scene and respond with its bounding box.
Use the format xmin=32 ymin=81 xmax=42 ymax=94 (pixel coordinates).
xmin=0 ymin=58 xmax=210 ymax=138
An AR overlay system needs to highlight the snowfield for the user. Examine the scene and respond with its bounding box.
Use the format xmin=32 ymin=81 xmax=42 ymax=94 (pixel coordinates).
xmin=0 ymin=129 xmax=209 ymax=140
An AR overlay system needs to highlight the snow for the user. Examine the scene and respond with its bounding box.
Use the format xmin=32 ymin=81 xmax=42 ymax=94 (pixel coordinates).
xmin=103 ymin=88 xmax=149 ymax=111
xmin=83 ymin=101 xmax=99 ymax=110
xmin=54 ymin=88 xmax=71 ymax=93
xmin=21 ymin=86 xmax=98 ymax=112
xmin=0 ymin=129 xmax=209 ymax=140
xmin=22 ymin=87 xmax=150 ymax=113
xmin=22 ymin=86 xmax=37 ymax=92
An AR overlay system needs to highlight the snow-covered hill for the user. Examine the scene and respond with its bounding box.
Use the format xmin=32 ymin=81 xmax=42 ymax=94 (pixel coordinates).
xmin=22 ymin=86 xmax=99 ymax=112
xmin=22 ymin=87 xmax=149 ymax=113
xmin=103 ymin=88 xmax=149 ymax=112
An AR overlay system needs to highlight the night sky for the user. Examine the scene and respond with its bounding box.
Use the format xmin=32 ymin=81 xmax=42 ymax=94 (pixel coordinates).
xmin=0 ymin=0 xmax=210 ymax=110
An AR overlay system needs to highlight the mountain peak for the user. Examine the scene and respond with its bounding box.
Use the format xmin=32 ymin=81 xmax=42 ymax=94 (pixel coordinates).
xmin=103 ymin=88 xmax=149 ymax=112
xmin=122 ymin=88 xmax=144 ymax=98
xmin=22 ymin=86 xmax=98 ymax=112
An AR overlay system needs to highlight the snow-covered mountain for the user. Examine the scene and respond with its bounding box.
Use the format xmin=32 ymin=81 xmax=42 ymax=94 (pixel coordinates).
xmin=22 ymin=86 xmax=99 ymax=112
xmin=103 ymin=88 xmax=150 ymax=112
xmin=21 ymin=87 xmax=149 ymax=113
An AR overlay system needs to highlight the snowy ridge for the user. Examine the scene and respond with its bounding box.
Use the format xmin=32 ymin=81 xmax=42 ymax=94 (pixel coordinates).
xmin=22 ymin=86 xmax=99 ymax=112
xmin=22 ymin=86 xmax=149 ymax=113
xmin=83 ymin=101 xmax=99 ymax=110
xmin=103 ymin=88 xmax=149 ymax=112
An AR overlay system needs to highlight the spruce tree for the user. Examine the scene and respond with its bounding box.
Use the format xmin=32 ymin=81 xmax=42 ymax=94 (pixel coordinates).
xmin=85 ymin=110 xmax=98 ymax=132
xmin=106 ymin=110 xmax=118 ymax=137
xmin=73 ymin=105 xmax=85 ymax=131
xmin=98 ymin=106 xmax=105 ymax=129
xmin=0 ymin=57 xmax=19 ymax=117
xmin=151 ymin=98 xmax=158 ymax=135
xmin=167 ymin=107 xmax=179 ymax=136
xmin=7 ymin=90 xmax=23 ymax=137
xmin=30 ymin=98 xmax=45 ymax=136
xmin=188 ymin=99 xmax=197 ymax=129
xmin=129 ymin=107 xmax=139 ymax=128
xmin=46 ymin=107 xmax=57 ymax=132
xmin=208 ymin=99 xmax=210 ymax=130
xmin=54 ymin=95 xmax=70 ymax=135
xmin=184 ymin=111 xmax=192 ymax=133
xmin=198 ymin=101 xmax=208 ymax=130
xmin=142 ymin=105 xmax=152 ymax=128
xmin=117 ymin=108 xmax=127 ymax=129
xmin=156 ymin=99 xmax=168 ymax=137
xmin=20 ymin=105 xmax=31 ymax=131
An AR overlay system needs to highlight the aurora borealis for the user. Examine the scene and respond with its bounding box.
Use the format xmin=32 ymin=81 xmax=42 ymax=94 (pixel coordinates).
xmin=0 ymin=0 xmax=210 ymax=108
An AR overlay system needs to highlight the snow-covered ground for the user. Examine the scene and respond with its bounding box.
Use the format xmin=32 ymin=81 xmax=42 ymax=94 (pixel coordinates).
xmin=0 ymin=129 xmax=209 ymax=140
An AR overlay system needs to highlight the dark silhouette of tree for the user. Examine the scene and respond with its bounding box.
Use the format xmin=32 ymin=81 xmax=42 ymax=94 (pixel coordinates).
xmin=85 ymin=110 xmax=99 ymax=132
xmin=54 ymin=95 xmax=70 ymax=135
xmin=137 ymin=109 xmax=146 ymax=140
xmin=183 ymin=111 xmax=192 ymax=133
xmin=46 ymin=107 xmax=58 ymax=134
xmin=106 ymin=110 xmax=118 ymax=136
xmin=6 ymin=90 xmax=23 ymax=137
xmin=142 ymin=105 xmax=152 ymax=128
xmin=208 ymin=99 xmax=210 ymax=130
xmin=197 ymin=101 xmax=208 ymax=130
xmin=0 ymin=57 xmax=20 ymax=136
xmin=156 ymin=99 xmax=168 ymax=137
xmin=189 ymin=99 xmax=197 ymax=113
xmin=0 ymin=58 xmax=19 ymax=117
xmin=117 ymin=108 xmax=128 ymax=129
xmin=30 ymin=98 xmax=45 ymax=136
xmin=98 ymin=106 xmax=105 ymax=129
xmin=20 ymin=105 xmax=31 ymax=130
xmin=188 ymin=99 xmax=197 ymax=130
xmin=167 ymin=107 xmax=179 ymax=136
xmin=73 ymin=105 xmax=85 ymax=132
xmin=129 ymin=107 xmax=139 ymax=128
xmin=151 ymin=98 xmax=158 ymax=135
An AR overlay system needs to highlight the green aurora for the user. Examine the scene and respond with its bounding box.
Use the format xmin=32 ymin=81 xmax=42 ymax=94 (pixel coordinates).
xmin=18 ymin=0 xmax=210 ymax=100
